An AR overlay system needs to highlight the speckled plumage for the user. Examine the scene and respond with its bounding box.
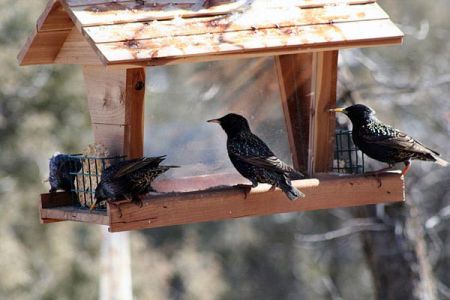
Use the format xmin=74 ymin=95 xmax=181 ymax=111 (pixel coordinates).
xmin=94 ymin=156 xmax=177 ymax=207
xmin=48 ymin=153 xmax=82 ymax=193
xmin=208 ymin=113 xmax=304 ymax=201
xmin=335 ymin=104 xmax=448 ymax=174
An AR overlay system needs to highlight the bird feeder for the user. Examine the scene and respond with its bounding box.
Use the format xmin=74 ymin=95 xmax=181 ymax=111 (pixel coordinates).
xmin=19 ymin=0 xmax=405 ymax=232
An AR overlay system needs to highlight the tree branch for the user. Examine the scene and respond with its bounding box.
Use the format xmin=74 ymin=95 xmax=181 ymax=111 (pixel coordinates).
xmin=296 ymin=218 xmax=390 ymax=243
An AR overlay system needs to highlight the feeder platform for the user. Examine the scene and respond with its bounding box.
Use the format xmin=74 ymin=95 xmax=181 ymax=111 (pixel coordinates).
xmin=40 ymin=172 xmax=404 ymax=232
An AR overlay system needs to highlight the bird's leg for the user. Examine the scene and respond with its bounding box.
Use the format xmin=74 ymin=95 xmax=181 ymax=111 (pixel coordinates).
xmin=107 ymin=201 xmax=123 ymax=218
xmin=132 ymin=195 xmax=144 ymax=208
xmin=269 ymin=184 xmax=276 ymax=192
xmin=401 ymin=160 xmax=411 ymax=176
xmin=236 ymin=184 xmax=254 ymax=199
xmin=364 ymin=164 xmax=394 ymax=188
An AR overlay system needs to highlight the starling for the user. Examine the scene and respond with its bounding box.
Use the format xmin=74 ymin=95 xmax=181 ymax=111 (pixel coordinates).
xmin=330 ymin=104 xmax=448 ymax=175
xmin=92 ymin=156 xmax=178 ymax=210
xmin=208 ymin=113 xmax=305 ymax=201
xmin=48 ymin=153 xmax=82 ymax=193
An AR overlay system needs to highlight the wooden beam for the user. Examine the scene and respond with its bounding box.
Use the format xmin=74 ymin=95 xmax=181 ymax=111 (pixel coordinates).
xmin=39 ymin=192 xmax=107 ymax=225
xmin=309 ymin=50 xmax=338 ymax=174
xmin=41 ymin=206 xmax=109 ymax=225
xmin=124 ymin=68 xmax=146 ymax=158
xmin=108 ymin=172 xmax=405 ymax=232
xmin=41 ymin=191 xmax=77 ymax=208
xmin=276 ymin=53 xmax=313 ymax=174
xmin=94 ymin=19 xmax=403 ymax=65
xmin=82 ymin=66 xmax=146 ymax=158
xmin=40 ymin=191 xmax=76 ymax=224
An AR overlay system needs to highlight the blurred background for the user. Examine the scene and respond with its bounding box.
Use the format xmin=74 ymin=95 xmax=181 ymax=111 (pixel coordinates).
xmin=0 ymin=0 xmax=449 ymax=299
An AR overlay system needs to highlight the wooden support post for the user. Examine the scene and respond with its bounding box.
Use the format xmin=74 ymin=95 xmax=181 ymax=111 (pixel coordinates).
xmin=276 ymin=51 xmax=337 ymax=176
xmin=82 ymin=66 xmax=145 ymax=158
xmin=310 ymin=51 xmax=338 ymax=174
xmin=276 ymin=53 xmax=314 ymax=174
xmin=99 ymin=227 xmax=133 ymax=300
xmin=83 ymin=66 xmax=145 ymax=300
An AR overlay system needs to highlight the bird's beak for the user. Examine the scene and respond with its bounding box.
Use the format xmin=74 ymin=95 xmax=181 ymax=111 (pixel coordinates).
xmin=329 ymin=108 xmax=345 ymax=113
xmin=89 ymin=201 xmax=97 ymax=212
xmin=207 ymin=118 xmax=220 ymax=124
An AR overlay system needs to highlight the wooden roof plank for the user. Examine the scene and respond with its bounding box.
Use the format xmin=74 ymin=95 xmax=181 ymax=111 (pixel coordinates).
xmin=65 ymin=0 xmax=377 ymax=27
xmin=84 ymin=3 xmax=388 ymax=43
xmin=66 ymin=0 xmax=199 ymax=6
xmin=94 ymin=19 xmax=403 ymax=65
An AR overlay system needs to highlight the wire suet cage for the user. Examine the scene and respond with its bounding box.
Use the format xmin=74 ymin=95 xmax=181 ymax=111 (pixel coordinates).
xmin=333 ymin=130 xmax=365 ymax=174
xmin=69 ymin=155 xmax=126 ymax=209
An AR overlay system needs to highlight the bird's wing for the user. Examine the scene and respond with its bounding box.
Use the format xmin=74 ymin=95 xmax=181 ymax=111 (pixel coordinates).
xmin=238 ymin=155 xmax=304 ymax=178
xmin=113 ymin=156 xmax=165 ymax=179
xmin=362 ymin=127 xmax=439 ymax=156
xmin=229 ymin=133 xmax=304 ymax=178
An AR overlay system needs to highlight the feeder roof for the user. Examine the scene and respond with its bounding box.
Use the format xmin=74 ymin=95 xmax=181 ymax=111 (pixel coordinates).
xmin=18 ymin=0 xmax=403 ymax=66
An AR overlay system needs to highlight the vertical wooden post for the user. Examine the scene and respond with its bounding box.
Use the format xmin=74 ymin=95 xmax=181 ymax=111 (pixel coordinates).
xmin=276 ymin=51 xmax=337 ymax=176
xmin=310 ymin=51 xmax=338 ymax=174
xmin=83 ymin=65 xmax=146 ymax=300
xmin=82 ymin=66 xmax=145 ymax=157
xmin=99 ymin=227 xmax=133 ymax=300
xmin=276 ymin=53 xmax=314 ymax=174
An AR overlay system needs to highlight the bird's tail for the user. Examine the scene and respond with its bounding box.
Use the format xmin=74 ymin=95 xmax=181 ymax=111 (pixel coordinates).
xmin=279 ymin=179 xmax=305 ymax=201
xmin=433 ymin=155 xmax=449 ymax=167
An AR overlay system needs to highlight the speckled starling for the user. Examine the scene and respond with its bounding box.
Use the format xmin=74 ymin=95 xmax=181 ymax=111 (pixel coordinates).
xmin=208 ymin=113 xmax=305 ymax=201
xmin=48 ymin=153 xmax=82 ymax=193
xmin=330 ymin=104 xmax=448 ymax=175
xmin=93 ymin=156 xmax=178 ymax=209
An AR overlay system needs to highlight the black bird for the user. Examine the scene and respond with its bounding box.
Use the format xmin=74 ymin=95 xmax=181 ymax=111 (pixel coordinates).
xmin=330 ymin=104 xmax=448 ymax=175
xmin=48 ymin=153 xmax=82 ymax=193
xmin=92 ymin=156 xmax=178 ymax=210
xmin=208 ymin=113 xmax=304 ymax=201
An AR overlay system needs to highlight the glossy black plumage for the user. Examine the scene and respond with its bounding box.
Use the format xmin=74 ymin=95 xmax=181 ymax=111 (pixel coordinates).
xmin=332 ymin=104 xmax=448 ymax=175
xmin=94 ymin=156 xmax=177 ymax=208
xmin=48 ymin=153 xmax=82 ymax=193
xmin=208 ymin=113 xmax=304 ymax=201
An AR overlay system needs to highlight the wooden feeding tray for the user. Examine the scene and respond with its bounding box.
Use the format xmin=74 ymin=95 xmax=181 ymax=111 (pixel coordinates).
xmin=40 ymin=172 xmax=404 ymax=232
xmin=20 ymin=0 xmax=405 ymax=231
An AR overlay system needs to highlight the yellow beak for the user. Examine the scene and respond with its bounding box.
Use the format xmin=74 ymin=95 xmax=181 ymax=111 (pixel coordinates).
xmin=89 ymin=202 xmax=97 ymax=212
xmin=329 ymin=108 xmax=345 ymax=113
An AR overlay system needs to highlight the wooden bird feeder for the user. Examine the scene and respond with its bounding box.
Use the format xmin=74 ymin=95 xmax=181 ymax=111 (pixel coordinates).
xmin=19 ymin=0 xmax=406 ymax=232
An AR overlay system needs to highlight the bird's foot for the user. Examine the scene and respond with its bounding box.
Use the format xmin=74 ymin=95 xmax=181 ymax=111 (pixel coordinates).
xmin=269 ymin=185 xmax=276 ymax=192
xmin=236 ymin=184 xmax=253 ymax=199
xmin=132 ymin=195 xmax=144 ymax=208
xmin=108 ymin=201 xmax=123 ymax=218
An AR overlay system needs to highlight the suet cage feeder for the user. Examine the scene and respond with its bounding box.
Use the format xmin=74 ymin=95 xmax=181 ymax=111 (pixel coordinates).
xmin=20 ymin=0 xmax=405 ymax=232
